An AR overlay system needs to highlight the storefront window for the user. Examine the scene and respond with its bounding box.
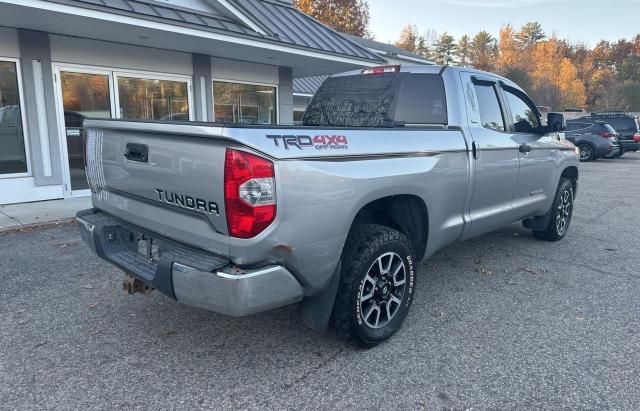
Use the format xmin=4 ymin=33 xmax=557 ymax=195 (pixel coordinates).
xmin=213 ymin=82 xmax=277 ymax=125
xmin=60 ymin=71 xmax=113 ymax=191
xmin=118 ymin=77 xmax=190 ymax=121
xmin=0 ymin=61 xmax=27 ymax=175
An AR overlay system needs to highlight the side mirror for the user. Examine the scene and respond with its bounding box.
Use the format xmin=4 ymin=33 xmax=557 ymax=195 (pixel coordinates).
xmin=547 ymin=112 xmax=566 ymax=132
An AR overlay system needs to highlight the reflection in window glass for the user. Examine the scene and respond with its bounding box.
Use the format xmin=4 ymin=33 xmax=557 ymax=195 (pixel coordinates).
xmin=213 ymin=82 xmax=277 ymax=125
xmin=61 ymin=71 xmax=113 ymax=191
xmin=504 ymin=89 xmax=540 ymax=133
xmin=0 ymin=61 xmax=27 ymax=175
xmin=474 ymin=83 xmax=505 ymax=132
xmin=294 ymin=110 xmax=305 ymax=125
xmin=118 ymin=77 xmax=190 ymax=121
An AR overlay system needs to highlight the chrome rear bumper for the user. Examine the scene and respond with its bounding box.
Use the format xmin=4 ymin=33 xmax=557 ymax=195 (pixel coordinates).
xmin=172 ymin=263 xmax=304 ymax=316
xmin=77 ymin=209 xmax=304 ymax=317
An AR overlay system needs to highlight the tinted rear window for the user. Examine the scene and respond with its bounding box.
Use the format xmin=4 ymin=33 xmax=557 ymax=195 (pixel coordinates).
xmin=302 ymin=73 xmax=447 ymax=127
xmin=606 ymin=117 xmax=636 ymax=131
xmin=600 ymin=123 xmax=616 ymax=133
xmin=566 ymin=122 xmax=589 ymax=132
xmin=394 ymin=75 xmax=447 ymax=125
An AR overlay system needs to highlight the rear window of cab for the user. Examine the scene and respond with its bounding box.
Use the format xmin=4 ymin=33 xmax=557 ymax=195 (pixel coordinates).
xmin=303 ymin=73 xmax=447 ymax=127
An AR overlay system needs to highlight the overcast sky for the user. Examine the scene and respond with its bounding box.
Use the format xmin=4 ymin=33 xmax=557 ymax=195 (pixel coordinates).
xmin=367 ymin=0 xmax=640 ymax=46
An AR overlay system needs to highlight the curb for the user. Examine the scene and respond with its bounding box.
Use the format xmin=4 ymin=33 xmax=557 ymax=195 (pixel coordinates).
xmin=0 ymin=218 xmax=77 ymax=235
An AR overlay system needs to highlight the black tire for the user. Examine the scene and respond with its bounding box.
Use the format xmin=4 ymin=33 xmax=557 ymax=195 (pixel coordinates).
xmin=533 ymin=178 xmax=575 ymax=242
xmin=331 ymin=224 xmax=416 ymax=348
xmin=577 ymin=143 xmax=595 ymax=162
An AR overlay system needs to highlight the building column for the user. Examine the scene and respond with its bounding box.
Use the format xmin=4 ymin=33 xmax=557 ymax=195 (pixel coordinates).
xmin=192 ymin=53 xmax=213 ymax=122
xmin=278 ymin=67 xmax=294 ymax=125
xmin=18 ymin=29 xmax=62 ymax=186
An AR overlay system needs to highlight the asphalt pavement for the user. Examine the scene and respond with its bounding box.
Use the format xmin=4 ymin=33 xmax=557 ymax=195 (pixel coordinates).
xmin=1 ymin=155 xmax=639 ymax=409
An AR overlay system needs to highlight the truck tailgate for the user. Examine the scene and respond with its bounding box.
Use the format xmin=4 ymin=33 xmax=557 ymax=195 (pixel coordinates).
xmin=86 ymin=126 xmax=230 ymax=256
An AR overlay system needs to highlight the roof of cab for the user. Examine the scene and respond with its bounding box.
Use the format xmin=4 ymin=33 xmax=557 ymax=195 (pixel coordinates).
xmin=330 ymin=65 xmax=523 ymax=91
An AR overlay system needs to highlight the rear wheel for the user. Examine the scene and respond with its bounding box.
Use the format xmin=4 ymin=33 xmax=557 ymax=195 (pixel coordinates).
xmin=331 ymin=224 xmax=416 ymax=348
xmin=533 ymin=178 xmax=575 ymax=242
xmin=577 ymin=144 xmax=595 ymax=162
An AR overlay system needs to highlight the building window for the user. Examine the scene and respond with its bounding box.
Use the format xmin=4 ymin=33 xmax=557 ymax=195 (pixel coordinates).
xmin=118 ymin=76 xmax=190 ymax=121
xmin=213 ymin=81 xmax=277 ymax=125
xmin=60 ymin=71 xmax=113 ymax=191
xmin=0 ymin=61 xmax=27 ymax=175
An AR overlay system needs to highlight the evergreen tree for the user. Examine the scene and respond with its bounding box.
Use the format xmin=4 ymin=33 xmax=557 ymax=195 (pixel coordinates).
xmin=434 ymin=32 xmax=457 ymax=65
xmin=456 ymin=35 xmax=472 ymax=67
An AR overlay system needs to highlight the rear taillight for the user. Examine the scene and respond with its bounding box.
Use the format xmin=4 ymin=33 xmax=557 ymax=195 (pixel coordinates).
xmin=634 ymin=133 xmax=640 ymax=142
xmin=598 ymin=132 xmax=614 ymax=139
xmin=224 ymin=149 xmax=276 ymax=239
xmin=362 ymin=65 xmax=400 ymax=75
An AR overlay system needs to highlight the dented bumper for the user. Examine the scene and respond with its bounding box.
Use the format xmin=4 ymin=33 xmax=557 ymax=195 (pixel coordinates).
xmin=76 ymin=209 xmax=304 ymax=316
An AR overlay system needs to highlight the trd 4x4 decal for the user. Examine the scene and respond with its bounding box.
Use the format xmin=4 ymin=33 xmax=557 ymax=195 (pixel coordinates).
xmin=266 ymin=135 xmax=348 ymax=150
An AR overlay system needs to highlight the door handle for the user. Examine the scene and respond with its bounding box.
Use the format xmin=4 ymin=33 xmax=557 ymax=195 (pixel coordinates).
xmin=124 ymin=143 xmax=149 ymax=163
xmin=519 ymin=143 xmax=532 ymax=153
xmin=472 ymin=141 xmax=479 ymax=160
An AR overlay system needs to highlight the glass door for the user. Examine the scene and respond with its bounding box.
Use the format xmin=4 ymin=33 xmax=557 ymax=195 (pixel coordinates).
xmin=55 ymin=67 xmax=115 ymax=196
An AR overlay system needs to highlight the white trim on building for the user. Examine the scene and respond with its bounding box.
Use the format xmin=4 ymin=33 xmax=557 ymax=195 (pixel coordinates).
xmin=215 ymin=0 xmax=269 ymax=36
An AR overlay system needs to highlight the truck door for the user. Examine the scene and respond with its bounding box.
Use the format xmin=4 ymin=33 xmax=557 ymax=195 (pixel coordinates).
xmin=499 ymin=86 xmax=558 ymax=220
xmin=461 ymin=73 xmax=520 ymax=238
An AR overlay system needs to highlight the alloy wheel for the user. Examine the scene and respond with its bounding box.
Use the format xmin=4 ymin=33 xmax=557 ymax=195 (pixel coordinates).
xmin=579 ymin=145 xmax=592 ymax=161
xmin=555 ymin=189 xmax=572 ymax=235
xmin=359 ymin=252 xmax=407 ymax=329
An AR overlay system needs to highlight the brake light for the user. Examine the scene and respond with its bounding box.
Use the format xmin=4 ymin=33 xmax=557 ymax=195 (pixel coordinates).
xmin=362 ymin=65 xmax=400 ymax=75
xmin=634 ymin=133 xmax=640 ymax=142
xmin=598 ymin=132 xmax=614 ymax=139
xmin=224 ymin=149 xmax=276 ymax=239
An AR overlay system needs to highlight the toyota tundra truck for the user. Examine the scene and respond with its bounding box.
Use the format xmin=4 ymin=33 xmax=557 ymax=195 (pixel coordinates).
xmin=77 ymin=65 xmax=579 ymax=347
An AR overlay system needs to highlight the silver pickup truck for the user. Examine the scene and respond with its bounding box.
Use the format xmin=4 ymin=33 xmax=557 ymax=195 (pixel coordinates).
xmin=77 ymin=65 xmax=579 ymax=347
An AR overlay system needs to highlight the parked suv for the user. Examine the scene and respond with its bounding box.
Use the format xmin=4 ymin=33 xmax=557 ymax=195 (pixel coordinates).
xmin=587 ymin=112 xmax=640 ymax=152
xmin=565 ymin=119 xmax=621 ymax=161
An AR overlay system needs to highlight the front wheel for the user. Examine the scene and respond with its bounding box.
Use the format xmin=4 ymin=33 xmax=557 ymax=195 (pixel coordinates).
xmin=533 ymin=178 xmax=575 ymax=241
xmin=331 ymin=224 xmax=416 ymax=348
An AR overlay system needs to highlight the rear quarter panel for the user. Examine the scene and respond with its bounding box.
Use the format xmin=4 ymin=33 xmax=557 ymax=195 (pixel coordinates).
xmin=222 ymin=128 xmax=470 ymax=294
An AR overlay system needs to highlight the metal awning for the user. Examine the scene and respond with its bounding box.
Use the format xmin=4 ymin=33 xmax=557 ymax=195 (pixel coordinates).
xmin=0 ymin=0 xmax=382 ymax=77
xmin=293 ymin=75 xmax=327 ymax=96
xmin=225 ymin=0 xmax=381 ymax=62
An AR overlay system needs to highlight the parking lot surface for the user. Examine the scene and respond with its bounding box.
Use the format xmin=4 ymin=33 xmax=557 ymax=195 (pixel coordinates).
xmin=2 ymin=155 xmax=640 ymax=409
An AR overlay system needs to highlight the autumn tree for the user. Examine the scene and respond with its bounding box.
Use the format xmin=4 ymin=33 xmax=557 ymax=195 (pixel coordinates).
xmin=496 ymin=25 xmax=519 ymax=74
xmin=558 ymin=58 xmax=586 ymax=109
xmin=394 ymin=24 xmax=420 ymax=52
xmin=530 ymin=38 xmax=565 ymax=108
xmin=386 ymin=21 xmax=639 ymax=110
xmin=294 ymin=0 xmax=371 ymax=37
xmin=434 ymin=32 xmax=457 ymax=65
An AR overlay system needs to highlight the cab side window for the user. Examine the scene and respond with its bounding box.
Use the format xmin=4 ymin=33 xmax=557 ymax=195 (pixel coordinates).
xmin=504 ymin=89 xmax=541 ymax=133
xmin=566 ymin=122 xmax=589 ymax=132
xmin=474 ymin=83 xmax=505 ymax=132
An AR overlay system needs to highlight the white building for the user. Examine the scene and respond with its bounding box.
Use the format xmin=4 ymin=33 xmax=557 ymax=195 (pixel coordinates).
xmin=0 ymin=0 xmax=383 ymax=205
